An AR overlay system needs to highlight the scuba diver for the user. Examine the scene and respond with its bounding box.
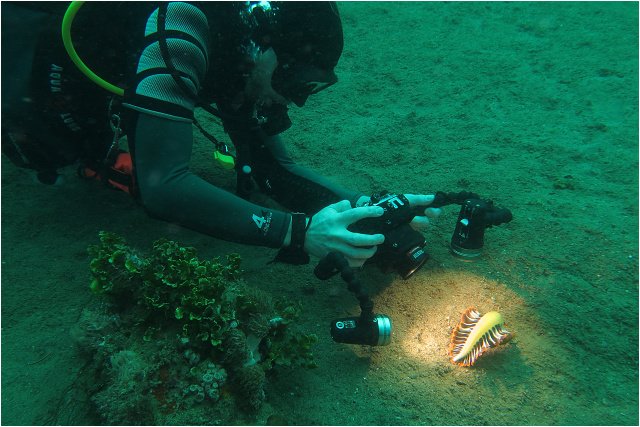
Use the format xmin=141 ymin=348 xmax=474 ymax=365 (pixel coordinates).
xmin=1 ymin=2 xmax=441 ymax=268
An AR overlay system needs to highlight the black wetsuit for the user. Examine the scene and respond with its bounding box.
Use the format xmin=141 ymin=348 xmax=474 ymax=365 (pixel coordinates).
xmin=1 ymin=2 xmax=362 ymax=249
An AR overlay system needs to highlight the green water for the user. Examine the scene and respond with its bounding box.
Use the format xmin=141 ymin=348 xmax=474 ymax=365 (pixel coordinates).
xmin=1 ymin=2 xmax=638 ymax=425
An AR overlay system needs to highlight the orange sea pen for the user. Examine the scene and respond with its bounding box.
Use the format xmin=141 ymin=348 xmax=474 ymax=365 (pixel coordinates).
xmin=448 ymin=307 xmax=511 ymax=367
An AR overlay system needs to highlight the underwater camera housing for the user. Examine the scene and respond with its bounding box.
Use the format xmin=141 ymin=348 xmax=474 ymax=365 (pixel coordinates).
xmin=313 ymin=191 xmax=512 ymax=347
xmin=346 ymin=191 xmax=514 ymax=277
xmin=349 ymin=193 xmax=428 ymax=279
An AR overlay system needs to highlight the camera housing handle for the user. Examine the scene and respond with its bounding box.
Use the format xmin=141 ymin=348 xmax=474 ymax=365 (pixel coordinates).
xmin=429 ymin=191 xmax=482 ymax=209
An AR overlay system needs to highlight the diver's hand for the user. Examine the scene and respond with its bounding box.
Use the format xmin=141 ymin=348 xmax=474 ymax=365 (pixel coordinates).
xmin=355 ymin=194 xmax=442 ymax=231
xmin=404 ymin=194 xmax=442 ymax=231
xmin=305 ymin=200 xmax=386 ymax=267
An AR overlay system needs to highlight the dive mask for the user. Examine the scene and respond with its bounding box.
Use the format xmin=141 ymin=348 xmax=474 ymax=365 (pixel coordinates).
xmin=272 ymin=61 xmax=338 ymax=107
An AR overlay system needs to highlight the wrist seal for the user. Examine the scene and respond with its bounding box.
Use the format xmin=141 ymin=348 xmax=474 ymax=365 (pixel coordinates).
xmin=272 ymin=213 xmax=311 ymax=265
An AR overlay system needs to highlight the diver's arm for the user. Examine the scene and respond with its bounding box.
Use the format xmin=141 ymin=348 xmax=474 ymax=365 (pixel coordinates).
xmin=122 ymin=2 xmax=292 ymax=248
xmin=230 ymin=129 xmax=365 ymax=215
xmin=266 ymin=133 xmax=364 ymax=208
xmin=132 ymin=113 xmax=291 ymax=248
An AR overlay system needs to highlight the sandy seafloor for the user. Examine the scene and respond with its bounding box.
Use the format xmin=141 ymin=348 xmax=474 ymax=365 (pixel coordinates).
xmin=1 ymin=2 xmax=638 ymax=425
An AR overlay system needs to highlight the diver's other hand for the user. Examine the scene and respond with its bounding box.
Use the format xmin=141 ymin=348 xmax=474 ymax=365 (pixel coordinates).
xmin=305 ymin=200 xmax=385 ymax=267
xmin=404 ymin=194 xmax=442 ymax=231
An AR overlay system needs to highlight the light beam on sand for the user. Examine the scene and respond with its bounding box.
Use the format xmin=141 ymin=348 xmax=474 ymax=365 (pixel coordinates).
xmin=371 ymin=269 xmax=523 ymax=365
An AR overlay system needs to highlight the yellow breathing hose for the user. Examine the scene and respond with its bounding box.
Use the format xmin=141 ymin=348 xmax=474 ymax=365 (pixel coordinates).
xmin=61 ymin=1 xmax=124 ymax=96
